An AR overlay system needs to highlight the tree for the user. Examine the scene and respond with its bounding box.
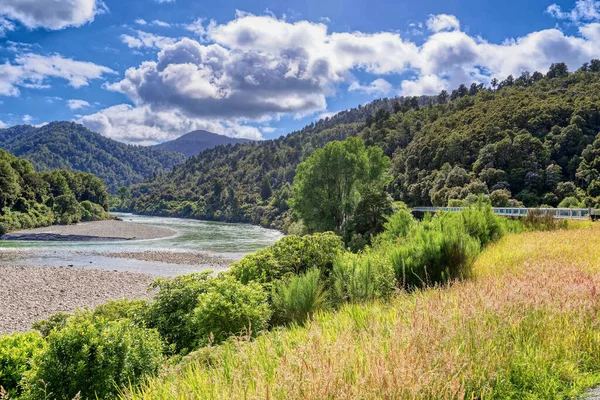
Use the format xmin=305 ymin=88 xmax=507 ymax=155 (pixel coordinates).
xmin=437 ymin=90 xmax=449 ymax=104
xmin=0 ymin=160 xmax=20 ymax=209
xmin=117 ymin=186 xmax=131 ymax=207
xmin=547 ymin=62 xmax=568 ymax=78
xmin=260 ymin=176 xmax=272 ymax=201
xmin=291 ymin=137 xmax=391 ymax=237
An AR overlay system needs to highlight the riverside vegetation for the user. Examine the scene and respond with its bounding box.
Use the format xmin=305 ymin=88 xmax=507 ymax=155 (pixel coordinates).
xmin=0 ymin=201 xmax=593 ymax=399
xmin=124 ymin=60 xmax=600 ymax=231
xmin=0 ymin=149 xmax=110 ymax=235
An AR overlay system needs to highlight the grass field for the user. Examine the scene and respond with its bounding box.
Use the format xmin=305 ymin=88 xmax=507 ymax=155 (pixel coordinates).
xmin=127 ymin=223 xmax=600 ymax=400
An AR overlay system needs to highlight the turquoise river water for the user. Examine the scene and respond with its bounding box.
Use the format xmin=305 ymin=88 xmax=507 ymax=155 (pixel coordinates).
xmin=0 ymin=213 xmax=284 ymax=276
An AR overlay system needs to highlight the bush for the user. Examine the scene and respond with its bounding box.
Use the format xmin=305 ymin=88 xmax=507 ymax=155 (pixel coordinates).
xmin=32 ymin=312 xmax=71 ymax=337
xmin=445 ymin=202 xmax=505 ymax=247
xmin=80 ymin=200 xmax=109 ymax=221
xmin=191 ymin=276 xmax=272 ymax=347
xmin=376 ymin=208 xmax=416 ymax=243
xmin=558 ymin=196 xmax=583 ymax=208
xmin=0 ymin=331 xmax=45 ymax=397
xmin=271 ymin=268 xmax=327 ymax=325
xmin=332 ymin=250 xmax=397 ymax=303
xmin=93 ymin=298 xmax=147 ymax=324
xmin=229 ymin=232 xmax=344 ymax=285
xmin=145 ymin=272 xmax=213 ymax=354
xmin=53 ymin=194 xmax=82 ymax=225
xmin=25 ymin=314 xmax=164 ymax=400
xmin=390 ymin=219 xmax=480 ymax=289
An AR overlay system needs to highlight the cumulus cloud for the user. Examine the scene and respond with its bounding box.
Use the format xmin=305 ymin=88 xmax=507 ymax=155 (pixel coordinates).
xmin=349 ymin=78 xmax=392 ymax=95
xmin=22 ymin=114 xmax=33 ymax=123
xmin=78 ymin=104 xmax=262 ymax=145
xmin=0 ymin=53 xmax=114 ymax=96
xmin=94 ymin=11 xmax=600 ymax=142
xmin=547 ymin=0 xmax=600 ymax=23
xmin=67 ymin=99 xmax=91 ymax=110
xmin=0 ymin=0 xmax=107 ymax=30
xmin=0 ymin=120 xmax=6 ymax=129
xmin=0 ymin=17 xmax=15 ymax=37
xmin=120 ymin=30 xmax=176 ymax=49
xmin=426 ymin=14 xmax=461 ymax=32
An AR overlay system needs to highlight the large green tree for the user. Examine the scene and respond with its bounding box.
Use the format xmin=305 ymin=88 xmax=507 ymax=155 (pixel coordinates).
xmin=291 ymin=137 xmax=391 ymax=239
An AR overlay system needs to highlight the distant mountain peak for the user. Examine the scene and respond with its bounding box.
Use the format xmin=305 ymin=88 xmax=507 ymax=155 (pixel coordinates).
xmin=153 ymin=130 xmax=253 ymax=157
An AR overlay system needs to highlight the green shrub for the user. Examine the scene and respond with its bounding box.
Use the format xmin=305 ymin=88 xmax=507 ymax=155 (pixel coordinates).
xmin=332 ymin=249 xmax=397 ymax=303
xmin=0 ymin=331 xmax=45 ymax=397
xmin=93 ymin=298 xmax=147 ymax=324
xmin=80 ymin=200 xmax=109 ymax=221
xmin=442 ymin=202 xmax=505 ymax=247
xmin=25 ymin=314 xmax=164 ymax=400
xmin=558 ymin=196 xmax=583 ymax=208
xmin=191 ymin=276 xmax=272 ymax=347
xmin=144 ymin=272 xmax=213 ymax=354
xmin=271 ymin=268 xmax=327 ymax=325
xmin=376 ymin=208 xmax=416 ymax=243
xmin=53 ymin=194 xmax=83 ymax=225
xmin=32 ymin=312 xmax=71 ymax=337
xmin=229 ymin=232 xmax=344 ymax=285
xmin=390 ymin=220 xmax=480 ymax=289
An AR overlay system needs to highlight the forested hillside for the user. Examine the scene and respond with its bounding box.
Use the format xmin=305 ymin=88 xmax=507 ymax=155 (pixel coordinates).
xmin=0 ymin=122 xmax=186 ymax=192
xmin=153 ymin=130 xmax=253 ymax=157
xmin=0 ymin=149 xmax=110 ymax=234
xmin=127 ymin=61 xmax=600 ymax=230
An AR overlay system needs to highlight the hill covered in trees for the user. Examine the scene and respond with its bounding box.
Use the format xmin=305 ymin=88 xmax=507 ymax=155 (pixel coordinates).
xmin=153 ymin=130 xmax=253 ymax=157
xmin=0 ymin=122 xmax=186 ymax=192
xmin=126 ymin=61 xmax=600 ymax=230
xmin=0 ymin=149 xmax=110 ymax=234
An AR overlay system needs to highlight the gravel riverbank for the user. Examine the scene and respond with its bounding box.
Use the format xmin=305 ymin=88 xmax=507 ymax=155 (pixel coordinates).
xmin=85 ymin=250 xmax=234 ymax=267
xmin=0 ymin=266 xmax=154 ymax=334
xmin=0 ymin=220 xmax=177 ymax=241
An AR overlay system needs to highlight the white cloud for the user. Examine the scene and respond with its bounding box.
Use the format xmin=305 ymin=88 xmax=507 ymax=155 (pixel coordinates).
xmin=78 ymin=104 xmax=263 ymax=145
xmin=135 ymin=18 xmax=147 ymax=25
xmin=0 ymin=53 xmax=114 ymax=97
xmin=22 ymin=114 xmax=33 ymax=123
xmin=0 ymin=0 xmax=107 ymax=30
xmin=547 ymin=0 xmax=600 ymax=23
xmin=67 ymin=99 xmax=91 ymax=110
xmin=349 ymin=78 xmax=393 ymax=95
xmin=0 ymin=120 xmax=6 ymax=129
xmin=120 ymin=30 xmax=176 ymax=49
xmin=426 ymin=14 xmax=460 ymax=32
xmin=97 ymin=11 xmax=600 ymax=143
xmin=151 ymin=20 xmax=171 ymax=27
xmin=155 ymin=0 xmax=175 ymax=3
xmin=0 ymin=17 xmax=15 ymax=37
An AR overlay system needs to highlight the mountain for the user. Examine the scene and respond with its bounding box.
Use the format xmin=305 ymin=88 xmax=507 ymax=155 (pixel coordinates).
xmin=126 ymin=60 xmax=600 ymax=230
xmin=153 ymin=130 xmax=253 ymax=157
xmin=0 ymin=122 xmax=186 ymax=192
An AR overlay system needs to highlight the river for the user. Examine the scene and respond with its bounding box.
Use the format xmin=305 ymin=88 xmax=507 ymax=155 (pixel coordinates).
xmin=0 ymin=213 xmax=284 ymax=276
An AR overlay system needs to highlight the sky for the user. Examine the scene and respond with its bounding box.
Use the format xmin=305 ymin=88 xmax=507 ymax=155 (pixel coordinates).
xmin=0 ymin=0 xmax=599 ymax=145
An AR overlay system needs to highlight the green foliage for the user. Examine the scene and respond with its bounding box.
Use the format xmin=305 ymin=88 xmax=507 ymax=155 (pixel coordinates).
xmin=389 ymin=217 xmax=480 ymax=289
xmin=558 ymin=196 xmax=584 ymax=208
xmin=0 ymin=331 xmax=45 ymax=397
xmin=291 ymin=137 xmax=392 ymax=242
xmin=32 ymin=312 xmax=71 ymax=337
xmin=25 ymin=314 xmax=164 ymax=400
xmin=271 ymin=268 xmax=327 ymax=325
xmin=0 ymin=149 xmax=110 ymax=234
xmin=0 ymin=121 xmax=185 ymax=192
xmin=228 ymin=232 xmax=344 ymax=285
xmin=144 ymin=272 xmax=213 ymax=354
xmin=93 ymin=299 xmax=148 ymax=323
xmin=191 ymin=276 xmax=271 ymax=347
xmin=376 ymin=207 xmax=416 ymax=243
xmin=129 ymin=62 xmax=600 ymax=228
xmin=332 ymin=250 xmax=397 ymax=303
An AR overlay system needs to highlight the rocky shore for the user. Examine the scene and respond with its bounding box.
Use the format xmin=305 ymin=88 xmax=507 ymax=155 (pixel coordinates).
xmin=1 ymin=220 xmax=177 ymax=241
xmin=0 ymin=265 xmax=154 ymax=334
xmin=86 ymin=250 xmax=234 ymax=267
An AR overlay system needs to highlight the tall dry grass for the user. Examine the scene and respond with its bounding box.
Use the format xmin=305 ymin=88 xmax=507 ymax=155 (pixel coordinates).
xmin=126 ymin=224 xmax=600 ymax=400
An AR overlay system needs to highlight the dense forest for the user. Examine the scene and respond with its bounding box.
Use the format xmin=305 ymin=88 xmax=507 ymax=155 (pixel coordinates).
xmin=0 ymin=122 xmax=186 ymax=192
xmin=125 ymin=61 xmax=600 ymax=230
xmin=0 ymin=149 xmax=110 ymax=234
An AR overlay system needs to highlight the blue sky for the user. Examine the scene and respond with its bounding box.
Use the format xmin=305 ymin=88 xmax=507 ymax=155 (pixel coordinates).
xmin=0 ymin=0 xmax=598 ymax=144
